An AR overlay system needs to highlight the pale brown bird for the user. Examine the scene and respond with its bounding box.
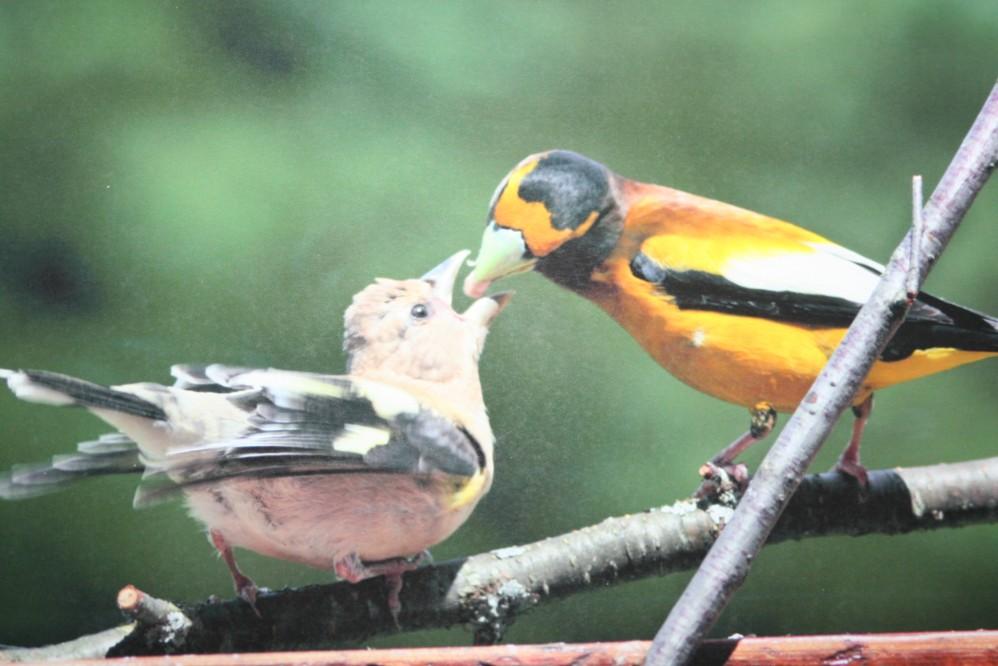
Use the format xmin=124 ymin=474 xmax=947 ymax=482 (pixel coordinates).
xmin=1 ymin=250 xmax=510 ymax=617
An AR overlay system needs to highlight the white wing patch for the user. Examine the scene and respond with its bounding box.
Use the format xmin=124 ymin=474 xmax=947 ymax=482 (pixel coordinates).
xmin=333 ymin=424 xmax=392 ymax=456
xmin=807 ymin=242 xmax=885 ymax=274
xmin=721 ymin=243 xmax=882 ymax=304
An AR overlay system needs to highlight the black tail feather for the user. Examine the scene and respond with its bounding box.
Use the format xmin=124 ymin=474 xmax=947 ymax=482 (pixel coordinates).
xmin=885 ymin=294 xmax=998 ymax=360
xmin=18 ymin=370 xmax=167 ymax=420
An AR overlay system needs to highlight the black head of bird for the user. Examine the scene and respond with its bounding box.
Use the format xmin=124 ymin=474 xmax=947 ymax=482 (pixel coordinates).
xmin=465 ymin=150 xmax=626 ymax=296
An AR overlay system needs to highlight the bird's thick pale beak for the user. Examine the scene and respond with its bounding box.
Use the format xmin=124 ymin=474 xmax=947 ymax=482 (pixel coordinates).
xmin=421 ymin=249 xmax=471 ymax=306
xmin=463 ymin=291 xmax=514 ymax=329
xmin=463 ymin=223 xmax=537 ymax=298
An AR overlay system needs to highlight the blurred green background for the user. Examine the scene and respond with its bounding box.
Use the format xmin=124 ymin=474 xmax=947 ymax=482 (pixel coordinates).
xmin=1 ymin=0 xmax=996 ymax=648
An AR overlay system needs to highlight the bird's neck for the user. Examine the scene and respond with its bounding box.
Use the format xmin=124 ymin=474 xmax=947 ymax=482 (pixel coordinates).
xmin=535 ymin=176 xmax=627 ymax=295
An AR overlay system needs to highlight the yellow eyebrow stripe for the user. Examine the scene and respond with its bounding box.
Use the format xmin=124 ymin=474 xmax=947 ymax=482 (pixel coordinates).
xmin=493 ymin=157 xmax=601 ymax=257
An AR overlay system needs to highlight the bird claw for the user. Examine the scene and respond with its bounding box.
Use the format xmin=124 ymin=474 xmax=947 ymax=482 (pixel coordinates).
xmin=209 ymin=529 xmax=262 ymax=617
xmin=383 ymin=572 xmax=405 ymax=627
xmin=334 ymin=551 xmax=430 ymax=628
xmin=834 ymin=395 xmax=872 ymax=489
xmin=834 ymin=457 xmax=870 ymax=488
xmin=695 ymin=410 xmax=772 ymax=502
xmin=333 ymin=552 xmax=370 ymax=583
xmin=695 ymin=461 xmax=749 ymax=502
xmin=234 ymin=573 xmax=262 ymax=617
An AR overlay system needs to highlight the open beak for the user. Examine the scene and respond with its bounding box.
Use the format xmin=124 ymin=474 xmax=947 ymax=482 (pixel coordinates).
xmin=463 ymin=223 xmax=537 ymax=298
xmin=423 ymin=248 xmax=513 ymax=327
xmin=463 ymin=291 xmax=514 ymax=329
xmin=421 ymin=249 xmax=471 ymax=306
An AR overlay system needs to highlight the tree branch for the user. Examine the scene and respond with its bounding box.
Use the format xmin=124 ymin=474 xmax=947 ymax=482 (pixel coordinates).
xmin=2 ymin=456 xmax=987 ymax=657
xmin=644 ymin=80 xmax=998 ymax=666
xmin=0 ymin=625 xmax=134 ymax=662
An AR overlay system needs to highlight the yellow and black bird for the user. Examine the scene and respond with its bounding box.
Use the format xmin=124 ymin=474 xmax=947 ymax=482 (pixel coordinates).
xmin=463 ymin=149 xmax=998 ymax=484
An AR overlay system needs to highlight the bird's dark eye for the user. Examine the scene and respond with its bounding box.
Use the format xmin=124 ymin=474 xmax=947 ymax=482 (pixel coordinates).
xmin=410 ymin=303 xmax=429 ymax=319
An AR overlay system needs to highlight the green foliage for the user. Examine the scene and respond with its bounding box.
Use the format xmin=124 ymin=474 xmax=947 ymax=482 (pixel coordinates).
xmin=0 ymin=0 xmax=995 ymax=647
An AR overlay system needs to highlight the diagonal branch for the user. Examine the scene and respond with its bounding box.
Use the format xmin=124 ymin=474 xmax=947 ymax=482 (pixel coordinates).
xmin=644 ymin=80 xmax=998 ymax=666
xmin=5 ymin=456 xmax=989 ymax=658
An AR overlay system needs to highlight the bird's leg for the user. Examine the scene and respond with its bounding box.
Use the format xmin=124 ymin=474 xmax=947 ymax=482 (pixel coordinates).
xmin=698 ymin=402 xmax=777 ymax=496
xmin=334 ymin=551 xmax=431 ymax=627
xmin=209 ymin=529 xmax=260 ymax=616
xmin=835 ymin=394 xmax=873 ymax=487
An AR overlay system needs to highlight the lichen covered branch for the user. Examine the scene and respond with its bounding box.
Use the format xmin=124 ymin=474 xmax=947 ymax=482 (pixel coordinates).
xmin=88 ymin=456 xmax=998 ymax=656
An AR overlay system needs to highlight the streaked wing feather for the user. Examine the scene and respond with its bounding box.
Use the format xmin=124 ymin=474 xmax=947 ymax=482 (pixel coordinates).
xmin=136 ymin=368 xmax=481 ymax=505
xmin=170 ymin=363 xmax=228 ymax=392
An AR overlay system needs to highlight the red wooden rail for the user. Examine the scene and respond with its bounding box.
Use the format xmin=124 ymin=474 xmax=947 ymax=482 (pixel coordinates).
xmin=45 ymin=630 xmax=998 ymax=666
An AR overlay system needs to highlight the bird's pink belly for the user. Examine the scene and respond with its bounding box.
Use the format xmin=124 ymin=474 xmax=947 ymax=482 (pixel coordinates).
xmin=185 ymin=474 xmax=472 ymax=571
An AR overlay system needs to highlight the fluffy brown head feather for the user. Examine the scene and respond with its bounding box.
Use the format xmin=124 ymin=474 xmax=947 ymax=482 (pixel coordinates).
xmin=343 ymin=275 xmax=508 ymax=385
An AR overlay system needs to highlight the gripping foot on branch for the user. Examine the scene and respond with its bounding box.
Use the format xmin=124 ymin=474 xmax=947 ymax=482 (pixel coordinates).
xmin=209 ymin=529 xmax=261 ymax=616
xmin=334 ymin=551 xmax=431 ymax=626
xmin=834 ymin=394 xmax=874 ymax=487
xmin=697 ymin=402 xmax=777 ymax=499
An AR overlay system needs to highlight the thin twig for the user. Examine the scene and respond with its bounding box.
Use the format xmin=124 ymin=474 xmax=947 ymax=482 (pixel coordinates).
xmin=644 ymin=80 xmax=998 ymax=666
xmin=15 ymin=456 xmax=989 ymax=656
xmin=115 ymin=585 xmax=192 ymax=651
xmin=907 ymin=174 xmax=924 ymax=300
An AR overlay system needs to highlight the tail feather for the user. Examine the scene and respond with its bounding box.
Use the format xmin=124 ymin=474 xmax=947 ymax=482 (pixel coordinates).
xmin=1 ymin=465 xmax=81 ymax=500
xmin=4 ymin=369 xmax=166 ymax=420
xmin=916 ymin=292 xmax=998 ymax=338
xmin=77 ymin=432 xmax=136 ymax=455
xmin=884 ymin=294 xmax=998 ymax=360
xmin=0 ymin=433 xmax=142 ymax=500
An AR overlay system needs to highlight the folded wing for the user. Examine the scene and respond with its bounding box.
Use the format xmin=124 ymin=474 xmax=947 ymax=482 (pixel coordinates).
xmin=135 ymin=364 xmax=483 ymax=506
xmin=631 ymin=231 xmax=998 ymax=361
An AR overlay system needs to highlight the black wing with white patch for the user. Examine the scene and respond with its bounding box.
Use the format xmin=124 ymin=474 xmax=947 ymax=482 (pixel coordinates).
xmin=630 ymin=252 xmax=998 ymax=361
xmin=136 ymin=366 xmax=483 ymax=506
